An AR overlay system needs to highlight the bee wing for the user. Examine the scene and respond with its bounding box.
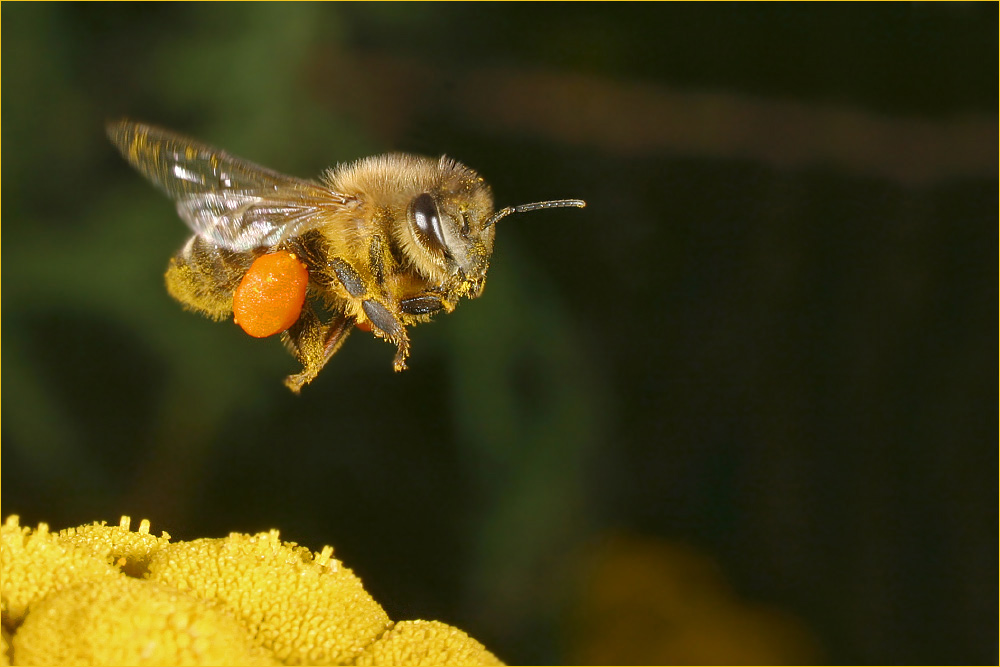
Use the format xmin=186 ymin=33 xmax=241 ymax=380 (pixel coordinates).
xmin=108 ymin=120 xmax=351 ymax=252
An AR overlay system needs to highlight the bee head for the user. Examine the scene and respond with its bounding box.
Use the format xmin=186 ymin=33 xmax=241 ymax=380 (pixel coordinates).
xmin=408 ymin=158 xmax=495 ymax=280
xmin=406 ymin=157 xmax=585 ymax=299
xmin=329 ymin=153 xmax=584 ymax=301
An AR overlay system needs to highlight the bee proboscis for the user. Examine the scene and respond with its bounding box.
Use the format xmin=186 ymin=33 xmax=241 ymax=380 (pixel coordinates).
xmin=107 ymin=120 xmax=585 ymax=392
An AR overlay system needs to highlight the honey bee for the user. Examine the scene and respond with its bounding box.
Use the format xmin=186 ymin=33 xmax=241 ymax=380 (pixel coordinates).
xmin=107 ymin=120 xmax=585 ymax=392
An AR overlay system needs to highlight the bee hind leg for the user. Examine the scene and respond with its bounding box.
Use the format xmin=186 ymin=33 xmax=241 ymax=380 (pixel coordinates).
xmin=281 ymin=305 xmax=353 ymax=393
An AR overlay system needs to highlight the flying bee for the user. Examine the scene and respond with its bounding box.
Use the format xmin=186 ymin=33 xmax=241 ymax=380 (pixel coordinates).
xmin=107 ymin=120 xmax=585 ymax=392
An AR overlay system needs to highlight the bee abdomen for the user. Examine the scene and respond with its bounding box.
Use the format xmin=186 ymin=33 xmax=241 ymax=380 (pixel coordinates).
xmin=166 ymin=236 xmax=252 ymax=321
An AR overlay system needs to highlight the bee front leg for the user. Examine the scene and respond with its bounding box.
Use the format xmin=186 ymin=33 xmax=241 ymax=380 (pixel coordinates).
xmin=281 ymin=304 xmax=353 ymax=393
xmin=400 ymin=293 xmax=447 ymax=316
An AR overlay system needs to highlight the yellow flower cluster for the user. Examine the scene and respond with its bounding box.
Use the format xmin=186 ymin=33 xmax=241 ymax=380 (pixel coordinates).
xmin=0 ymin=516 xmax=501 ymax=666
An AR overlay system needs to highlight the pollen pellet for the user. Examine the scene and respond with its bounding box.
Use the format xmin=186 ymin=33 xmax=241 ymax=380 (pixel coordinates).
xmin=233 ymin=251 xmax=308 ymax=338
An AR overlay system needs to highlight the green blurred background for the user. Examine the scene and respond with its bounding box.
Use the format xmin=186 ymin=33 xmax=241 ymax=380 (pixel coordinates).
xmin=2 ymin=3 xmax=995 ymax=664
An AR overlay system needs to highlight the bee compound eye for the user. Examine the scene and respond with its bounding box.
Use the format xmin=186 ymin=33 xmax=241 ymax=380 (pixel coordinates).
xmin=411 ymin=192 xmax=449 ymax=256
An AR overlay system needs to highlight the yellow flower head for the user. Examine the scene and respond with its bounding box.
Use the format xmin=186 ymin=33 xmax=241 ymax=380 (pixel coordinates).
xmin=1 ymin=516 xmax=501 ymax=666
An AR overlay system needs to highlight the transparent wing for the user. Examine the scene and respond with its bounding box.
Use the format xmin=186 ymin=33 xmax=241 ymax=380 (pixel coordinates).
xmin=107 ymin=119 xmax=351 ymax=252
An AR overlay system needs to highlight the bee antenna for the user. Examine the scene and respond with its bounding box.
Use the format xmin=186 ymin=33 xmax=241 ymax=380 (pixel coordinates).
xmin=484 ymin=199 xmax=586 ymax=228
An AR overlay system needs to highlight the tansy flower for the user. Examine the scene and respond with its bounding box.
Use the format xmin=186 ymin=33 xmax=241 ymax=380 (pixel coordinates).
xmin=1 ymin=516 xmax=501 ymax=666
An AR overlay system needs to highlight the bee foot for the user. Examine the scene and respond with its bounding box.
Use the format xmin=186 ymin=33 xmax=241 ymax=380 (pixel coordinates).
xmin=284 ymin=373 xmax=308 ymax=394
xmin=393 ymin=347 xmax=410 ymax=372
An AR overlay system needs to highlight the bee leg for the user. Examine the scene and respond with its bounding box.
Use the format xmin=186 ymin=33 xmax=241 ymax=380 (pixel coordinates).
xmin=400 ymin=294 xmax=446 ymax=316
xmin=325 ymin=254 xmax=411 ymax=371
xmin=281 ymin=305 xmax=353 ymax=393
xmin=361 ymin=298 xmax=411 ymax=371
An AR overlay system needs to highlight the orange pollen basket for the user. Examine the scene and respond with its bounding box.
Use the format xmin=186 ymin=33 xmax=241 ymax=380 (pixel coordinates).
xmin=233 ymin=251 xmax=309 ymax=338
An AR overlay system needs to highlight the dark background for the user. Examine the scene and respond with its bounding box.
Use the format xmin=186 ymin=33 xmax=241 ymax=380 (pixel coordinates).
xmin=3 ymin=3 xmax=996 ymax=664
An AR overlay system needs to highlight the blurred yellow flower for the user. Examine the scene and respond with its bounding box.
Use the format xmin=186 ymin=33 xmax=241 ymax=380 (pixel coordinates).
xmin=1 ymin=516 xmax=501 ymax=666
xmin=567 ymin=533 xmax=822 ymax=665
